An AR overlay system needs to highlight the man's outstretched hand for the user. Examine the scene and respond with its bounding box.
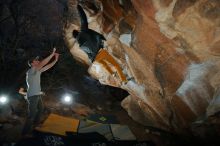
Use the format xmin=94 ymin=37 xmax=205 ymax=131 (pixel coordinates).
xmin=54 ymin=53 xmax=59 ymax=61
xmin=52 ymin=48 xmax=57 ymax=55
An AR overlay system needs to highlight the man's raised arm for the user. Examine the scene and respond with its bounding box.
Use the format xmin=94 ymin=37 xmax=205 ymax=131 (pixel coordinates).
xmin=37 ymin=48 xmax=56 ymax=69
xmin=40 ymin=53 xmax=59 ymax=72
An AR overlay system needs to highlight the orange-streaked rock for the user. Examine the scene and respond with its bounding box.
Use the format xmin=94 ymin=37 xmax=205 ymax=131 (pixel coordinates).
xmin=65 ymin=0 xmax=220 ymax=133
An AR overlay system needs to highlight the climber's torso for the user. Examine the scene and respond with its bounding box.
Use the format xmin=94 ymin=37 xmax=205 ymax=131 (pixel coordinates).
xmin=77 ymin=29 xmax=105 ymax=61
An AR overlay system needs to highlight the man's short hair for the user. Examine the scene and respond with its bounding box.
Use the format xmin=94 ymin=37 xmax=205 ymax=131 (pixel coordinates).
xmin=72 ymin=30 xmax=79 ymax=38
xmin=28 ymin=56 xmax=39 ymax=67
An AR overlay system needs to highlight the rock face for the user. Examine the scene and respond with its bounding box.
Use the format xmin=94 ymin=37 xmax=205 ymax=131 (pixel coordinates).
xmin=64 ymin=0 xmax=220 ymax=133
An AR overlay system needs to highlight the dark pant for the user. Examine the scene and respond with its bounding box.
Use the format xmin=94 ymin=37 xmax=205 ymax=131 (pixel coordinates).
xmin=22 ymin=95 xmax=44 ymax=135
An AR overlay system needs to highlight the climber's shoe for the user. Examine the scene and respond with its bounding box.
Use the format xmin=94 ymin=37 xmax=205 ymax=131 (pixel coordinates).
xmin=127 ymin=77 xmax=135 ymax=81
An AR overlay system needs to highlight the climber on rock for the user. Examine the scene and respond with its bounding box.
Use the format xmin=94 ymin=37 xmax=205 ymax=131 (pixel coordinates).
xmin=72 ymin=4 xmax=106 ymax=63
xmin=72 ymin=4 xmax=128 ymax=84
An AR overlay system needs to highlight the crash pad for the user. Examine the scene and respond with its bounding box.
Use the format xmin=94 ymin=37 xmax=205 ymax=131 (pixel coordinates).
xmin=36 ymin=113 xmax=79 ymax=136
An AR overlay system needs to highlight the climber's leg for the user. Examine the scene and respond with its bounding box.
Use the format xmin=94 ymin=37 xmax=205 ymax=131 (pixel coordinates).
xmin=95 ymin=49 xmax=114 ymax=74
xmin=98 ymin=60 xmax=114 ymax=74
xmin=102 ymin=51 xmax=127 ymax=83
xmin=94 ymin=49 xmax=106 ymax=61
xmin=95 ymin=49 xmax=127 ymax=83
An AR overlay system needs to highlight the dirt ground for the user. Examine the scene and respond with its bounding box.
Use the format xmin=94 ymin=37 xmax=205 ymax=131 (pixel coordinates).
xmin=0 ymin=92 xmax=193 ymax=146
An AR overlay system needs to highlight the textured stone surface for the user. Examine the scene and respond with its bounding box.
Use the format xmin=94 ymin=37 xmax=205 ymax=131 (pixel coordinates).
xmin=65 ymin=0 xmax=220 ymax=133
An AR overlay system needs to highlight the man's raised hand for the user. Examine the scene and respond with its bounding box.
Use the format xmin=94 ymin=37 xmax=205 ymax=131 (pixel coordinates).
xmin=52 ymin=48 xmax=56 ymax=54
xmin=54 ymin=53 xmax=59 ymax=61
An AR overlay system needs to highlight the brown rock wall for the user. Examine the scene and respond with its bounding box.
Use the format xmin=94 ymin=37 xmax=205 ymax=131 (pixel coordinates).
xmin=65 ymin=0 xmax=220 ymax=133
